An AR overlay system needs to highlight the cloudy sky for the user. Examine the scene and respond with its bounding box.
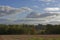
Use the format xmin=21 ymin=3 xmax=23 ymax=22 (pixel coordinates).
xmin=0 ymin=0 xmax=60 ymax=24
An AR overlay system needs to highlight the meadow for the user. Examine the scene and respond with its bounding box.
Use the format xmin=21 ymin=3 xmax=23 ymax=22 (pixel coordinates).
xmin=0 ymin=35 xmax=60 ymax=40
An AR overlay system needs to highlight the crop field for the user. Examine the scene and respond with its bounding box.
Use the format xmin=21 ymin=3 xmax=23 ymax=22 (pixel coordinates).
xmin=0 ymin=35 xmax=60 ymax=40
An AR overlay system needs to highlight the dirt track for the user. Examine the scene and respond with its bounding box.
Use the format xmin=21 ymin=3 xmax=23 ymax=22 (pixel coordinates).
xmin=0 ymin=35 xmax=60 ymax=40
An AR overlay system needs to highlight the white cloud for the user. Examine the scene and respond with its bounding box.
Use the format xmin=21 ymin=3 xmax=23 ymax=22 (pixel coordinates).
xmin=39 ymin=0 xmax=55 ymax=2
xmin=44 ymin=8 xmax=60 ymax=11
xmin=1 ymin=6 xmax=60 ymax=25
xmin=33 ymin=0 xmax=54 ymax=2
xmin=0 ymin=6 xmax=32 ymax=17
xmin=0 ymin=11 xmax=60 ymax=25
xmin=25 ymin=11 xmax=60 ymax=24
xmin=26 ymin=11 xmax=60 ymax=18
xmin=32 ymin=0 xmax=55 ymax=2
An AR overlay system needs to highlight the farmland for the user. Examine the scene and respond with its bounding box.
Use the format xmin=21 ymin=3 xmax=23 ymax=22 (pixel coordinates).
xmin=0 ymin=35 xmax=60 ymax=40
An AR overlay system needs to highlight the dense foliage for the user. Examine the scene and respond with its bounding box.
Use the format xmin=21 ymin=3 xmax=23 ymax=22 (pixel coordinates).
xmin=0 ymin=24 xmax=60 ymax=35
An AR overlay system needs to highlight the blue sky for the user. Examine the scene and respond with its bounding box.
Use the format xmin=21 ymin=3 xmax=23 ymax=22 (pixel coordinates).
xmin=0 ymin=0 xmax=39 ymax=7
xmin=0 ymin=0 xmax=60 ymax=24
xmin=0 ymin=0 xmax=60 ymax=12
xmin=0 ymin=0 xmax=60 ymax=11
xmin=0 ymin=0 xmax=44 ymax=12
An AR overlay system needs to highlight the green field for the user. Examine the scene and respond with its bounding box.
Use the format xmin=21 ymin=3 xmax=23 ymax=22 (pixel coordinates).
xmin=0 ymin=35 xmax=60 ymax=40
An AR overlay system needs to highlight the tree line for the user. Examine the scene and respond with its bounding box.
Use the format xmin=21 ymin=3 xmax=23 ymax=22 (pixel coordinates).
xmin=0 ymin=24 xmax=60 ymax=35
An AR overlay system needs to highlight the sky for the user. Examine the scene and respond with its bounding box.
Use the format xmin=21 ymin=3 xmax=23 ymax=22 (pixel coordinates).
xmin=0 ymin=0 xmax=60 ymax=12
xmin=0 ymin=0 xmax=60 ymax=24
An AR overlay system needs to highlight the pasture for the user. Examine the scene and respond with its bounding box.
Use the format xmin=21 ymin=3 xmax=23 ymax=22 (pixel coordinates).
xmin=0 ymin=35 xmax=60 ymax=40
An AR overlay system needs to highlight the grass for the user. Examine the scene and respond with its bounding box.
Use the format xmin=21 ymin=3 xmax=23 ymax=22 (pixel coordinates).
xmin=0 ymin=35 xmax=60 ymax=40
xmin=28 ymin=37 xmax=60 ymax=40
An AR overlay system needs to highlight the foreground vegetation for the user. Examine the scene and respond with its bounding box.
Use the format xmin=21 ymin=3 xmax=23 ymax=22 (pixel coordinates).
xmin=1 ymin=35 xmax=60 ymax=40
xmin=29 ymin=37 xmax=60 ymax=40
xmin=0 ymin=24 xmax=60 ymax=34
